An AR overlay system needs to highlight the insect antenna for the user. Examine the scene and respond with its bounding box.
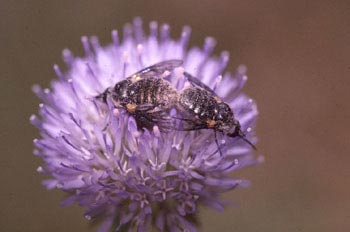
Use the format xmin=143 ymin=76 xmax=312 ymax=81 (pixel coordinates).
xmin=238 ymin=133 xmax=257 ymax=150
xmin=227 ymin=123 xmax=257 ymax=150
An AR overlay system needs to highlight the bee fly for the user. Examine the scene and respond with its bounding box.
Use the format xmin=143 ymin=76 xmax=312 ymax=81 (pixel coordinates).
xmin=95 ymin=59 xmax=255 ymax=154
xmin=96 ymin=60 xmax=182 ymax=132
xmin=176 ymin=72 xmax=256 ymax=154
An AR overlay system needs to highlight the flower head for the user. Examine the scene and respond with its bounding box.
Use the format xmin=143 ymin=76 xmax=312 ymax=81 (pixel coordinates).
xmin=31 ymin=18 xmax=261 ymax=232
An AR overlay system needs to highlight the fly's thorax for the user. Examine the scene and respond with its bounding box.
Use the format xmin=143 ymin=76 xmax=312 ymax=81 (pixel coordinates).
xmin=214 ymin=102 xmax=235 ymax=132
xmin=112 ymin=79 xmax=131 ymax=103
xmin=178 ymin=87 xmax=217 ymax=119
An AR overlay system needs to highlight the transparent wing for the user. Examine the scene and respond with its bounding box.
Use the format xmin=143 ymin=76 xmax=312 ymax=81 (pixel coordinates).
xmin=183 ymin=72 xmax=217 ymax=96
xmin=133 ymin=103 xmax=174 ymax=132
xmin=128 ymin=60 xmax=183 ymax=79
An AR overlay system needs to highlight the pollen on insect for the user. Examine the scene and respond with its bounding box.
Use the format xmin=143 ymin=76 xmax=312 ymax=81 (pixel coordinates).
xmin=130 ymin=74 xmax=142 ymax=82
xmin=126 ymin=103 xmax=137 ymax=113
xmin=161 ymin=71 xmax=169 ymax=78
xmin=214 ymin=96 xmax=222 ymax=103
xmin=206 ymin=120 xmax=216 ymax=128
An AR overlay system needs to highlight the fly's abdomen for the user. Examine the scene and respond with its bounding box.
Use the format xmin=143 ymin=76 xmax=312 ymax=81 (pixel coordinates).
xmin=127 ymin=78 xmax=176 ymax=109
xmin=112 ymin=79 xmax=132 ymax=103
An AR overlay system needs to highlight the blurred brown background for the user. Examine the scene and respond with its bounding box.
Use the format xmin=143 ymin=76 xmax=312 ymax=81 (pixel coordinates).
xmin=1 ymin=0 xmax=349 ymax=231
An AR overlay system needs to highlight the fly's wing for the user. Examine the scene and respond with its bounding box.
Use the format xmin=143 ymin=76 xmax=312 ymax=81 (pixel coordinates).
xmin=133 ymin=103 xmax=174 ymax=132
xmin=128 ymin=60 xmax=183 ymax=79
xmin=183 ymin=72 xmax=217 ymax=96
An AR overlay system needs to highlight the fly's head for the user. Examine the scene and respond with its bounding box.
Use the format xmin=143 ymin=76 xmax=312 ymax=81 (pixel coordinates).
xmin=226 ymin=116 xmax=257 ymax=150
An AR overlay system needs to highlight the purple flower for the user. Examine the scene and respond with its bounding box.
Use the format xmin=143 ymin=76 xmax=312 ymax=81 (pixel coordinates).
xmin=31 ymin=18 xmax=261 ymax=232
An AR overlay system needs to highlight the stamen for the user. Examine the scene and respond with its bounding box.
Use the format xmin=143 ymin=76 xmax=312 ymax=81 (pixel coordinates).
xmin=203 ymin=37 xmax=216 ymax=55
xmin=198 ymin=37 xmax=217 ymax=75
xmin=85 ymin=62 xmax=103 ymax=89
xmin=113 ymin=108 xmax=120 ymax=117
xmin=62 ymin=135 xmax=81 ymax=151
xmin=30 ymin=114 xmax=42 ymax=128
xmin=149 ymin=21 xmax=158 ymax=38
xmin=81 ymin=36 xmax=92 ymax=56
xmin=153 ymin=126 xmax=161 ymax=137
xmin=174 ymin=66 xmax=185 ymax=89
xmin=111 ymin=30 xmax=119 ymax=47
xmin=161 ymin=24 xmax=170 ymax=42
xmin=257 ymin=155 xmax=265 ymax=163
xmin=217 ymin=51 xmax=229 ymax=75
xmin=91 ymin=98 xmax=102 ymax=116
xmin=86 ymin=62 xmax=97 ymax=79
xmin=237 ymin=64 xmax=247 ymax=75
xmin=33 ymin=149 xmax=40 ymax=156
xmin=213 ymin=75 xmax=222 ymax=91
xmin=53 ymin=64 xmax=64 ymax=81
xmin=137 ymin=44 xmax=144 ymax=67
xmin=37 ymin=166 xmax=44 ymax=173
xmin=180 ymin=26 xmax=191 ymax=49
xmin=33 ymin=138 xmax=41 ymax=147
xmin=31 ymin=84 xmax=42 ymax=97
xmin=68 ymin=113 xmax=81 ymax=127
xmin=248 ymin=98 xmax=254 ymax=106
xmin=123 ymin=23 xmax=133 ymax=41
xmin=220 ymin=159 xmax=240 ymax=172
xmin=40 ymin=103 xmax=60 ymax=122
xmin=133 ymin=17 xmax=144 ymax=42
xmin=62 ymin=49 xmax=73 ymax=66
xmin=90 ymin=36 xmax=100 ymax=52
xmin=67 ymin=79 xmax=80 ymax=102
xmin=133 ymin=130 xmax=142 ymax=139
xmin=122 ymin=51 xmax=129 ymax=77
xmin=172 ymin=143 xmax=181 ymax=150
xmin=232 ymin=74 xmax=248 ymax=96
